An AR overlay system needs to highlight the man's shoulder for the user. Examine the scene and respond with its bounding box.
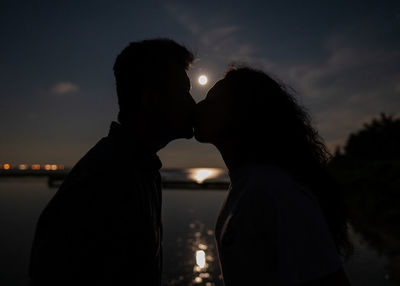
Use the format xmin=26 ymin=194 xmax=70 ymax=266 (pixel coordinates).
xmin=53 ymin=138 xmax=123 ymax=196
xmin=55 ymin=133 xmax=161 ymax=201
xmin=64 ymin=137 xmax=133 ymax=182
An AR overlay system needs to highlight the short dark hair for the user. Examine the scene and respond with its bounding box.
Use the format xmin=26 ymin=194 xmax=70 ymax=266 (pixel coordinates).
xmin=113 ymin=38 xmax=194 ymax=124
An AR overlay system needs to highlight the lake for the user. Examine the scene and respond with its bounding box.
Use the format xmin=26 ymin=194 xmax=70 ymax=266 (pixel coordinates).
xmin=0 ymin=174 xmax=396 ymax=285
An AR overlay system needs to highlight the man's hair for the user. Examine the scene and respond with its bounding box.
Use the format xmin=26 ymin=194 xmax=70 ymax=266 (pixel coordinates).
xmin=113 ymin=38 xmax=194 ymax=124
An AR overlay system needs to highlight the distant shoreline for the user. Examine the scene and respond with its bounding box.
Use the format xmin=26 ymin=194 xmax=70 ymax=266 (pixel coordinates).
xmin=0 ymin=169 xmax=230 ymax=190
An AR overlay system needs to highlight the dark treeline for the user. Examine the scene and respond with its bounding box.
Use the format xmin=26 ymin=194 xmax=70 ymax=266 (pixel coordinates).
xmin=329 ymin=113 xmax=400 ymax=284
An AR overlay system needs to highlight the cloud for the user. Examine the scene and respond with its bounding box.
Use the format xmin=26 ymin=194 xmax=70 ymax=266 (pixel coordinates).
xmin=50 ymin=81 xmax=79 ymax=95
xmin=257 ymin=35 xmax=400 ymax=150
xmin=284 ymin=36 xmax=400 ymax=99
xmin=194 ymin=28 xmax=399 ymax=150
xmin=165 ymin=3 xmax=400 ymax=151
xmin=165 ymin=2 xmax=255 ymax=62
xmin=164 ymin=3 xmax=201 ymax=35
xmin=396 ymin=82 xmax=400 ymax=94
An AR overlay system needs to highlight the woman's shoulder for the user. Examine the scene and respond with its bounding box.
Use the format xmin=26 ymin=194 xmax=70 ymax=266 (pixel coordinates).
xmin=247 ymin=164 xmax=291 ymax=181
xmin=244 ymin=165 xmax=298 ymax=193
xmin=240 ymin=165 xmax=316 ymax=207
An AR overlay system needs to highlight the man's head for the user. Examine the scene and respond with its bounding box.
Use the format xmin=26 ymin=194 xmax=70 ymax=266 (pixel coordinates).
xmin=113 ymin=39 xmax=195 ymax=144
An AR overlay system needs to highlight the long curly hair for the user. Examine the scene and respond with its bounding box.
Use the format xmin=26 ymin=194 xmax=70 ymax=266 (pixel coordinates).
xmin=223 ymin=66 xmax=353 ymax=260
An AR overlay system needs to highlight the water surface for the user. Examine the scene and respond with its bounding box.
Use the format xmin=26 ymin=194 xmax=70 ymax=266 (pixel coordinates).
xmin=0 ymin=177 xmax=395 ymax=285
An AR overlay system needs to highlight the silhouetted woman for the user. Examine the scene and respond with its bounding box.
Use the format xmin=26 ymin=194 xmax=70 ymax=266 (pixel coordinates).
xmin=194 ymin=67 xmax=353 ymax=285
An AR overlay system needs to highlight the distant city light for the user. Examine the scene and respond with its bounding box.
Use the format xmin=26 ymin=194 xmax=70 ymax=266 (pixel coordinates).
xmin=0 ymin=163 xmax=66 ymax=171
xmin=198 ymin=243 xmax=208 ymax=250
xmin=19 ymin=164 xmax=28 ymax=170
xmin=198 ymin=75 xmax=208 ymax=85
xmin=199 ymin=273 xmax=210 ymax=278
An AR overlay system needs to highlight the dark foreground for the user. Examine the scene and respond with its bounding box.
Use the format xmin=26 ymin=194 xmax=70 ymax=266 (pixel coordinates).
xmin=0 ymin=177 xmax=396 ymax=285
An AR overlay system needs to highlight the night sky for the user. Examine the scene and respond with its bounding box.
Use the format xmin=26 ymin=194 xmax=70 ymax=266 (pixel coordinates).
xmin=1 ymin=0 xmax=399 ymax=168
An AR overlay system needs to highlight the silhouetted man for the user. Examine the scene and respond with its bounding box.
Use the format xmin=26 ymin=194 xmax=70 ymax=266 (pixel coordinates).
xmin=29 ymin=39 xmax=195 ymax=285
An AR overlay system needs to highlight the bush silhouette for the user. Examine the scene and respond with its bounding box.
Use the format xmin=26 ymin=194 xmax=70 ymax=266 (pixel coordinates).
xmin=344 ymin=113 xmax=400 ymax=160
xmin=329 ymin=112 xmax=400 ymax=283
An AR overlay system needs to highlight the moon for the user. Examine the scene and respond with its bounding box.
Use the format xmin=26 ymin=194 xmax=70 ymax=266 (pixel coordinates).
xmin=198 ymin=75 xmax=208 ymax=85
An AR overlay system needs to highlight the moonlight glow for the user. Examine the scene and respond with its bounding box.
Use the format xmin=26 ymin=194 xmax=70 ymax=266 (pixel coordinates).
xmin=198 ymin=75 xmax=208 ymax=85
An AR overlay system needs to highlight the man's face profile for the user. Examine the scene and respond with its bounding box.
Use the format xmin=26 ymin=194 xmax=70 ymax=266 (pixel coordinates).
xmin=151 ymin=63 xmax=195 ymax=141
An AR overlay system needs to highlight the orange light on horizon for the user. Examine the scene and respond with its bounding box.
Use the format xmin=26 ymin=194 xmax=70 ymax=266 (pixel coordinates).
xmin=198 ymin=243 xmax=208 ymax=250
xmin=1 ymin=163 xmax=66 ymax=171
xmin=31 ymin=164 xmax=41 ymax=170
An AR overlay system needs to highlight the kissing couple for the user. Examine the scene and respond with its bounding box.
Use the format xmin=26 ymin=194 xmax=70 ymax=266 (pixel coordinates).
xmin=29 ymin=39 xmax=352 ymax=286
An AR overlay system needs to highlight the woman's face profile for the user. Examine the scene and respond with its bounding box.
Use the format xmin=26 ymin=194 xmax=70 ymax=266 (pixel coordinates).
xmin=194 ymin=79 xmax=233 ymax=144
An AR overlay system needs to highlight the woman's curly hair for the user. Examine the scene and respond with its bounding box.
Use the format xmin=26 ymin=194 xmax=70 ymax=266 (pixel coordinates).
xmin=223 ymin=66 xmax=353 ymax=260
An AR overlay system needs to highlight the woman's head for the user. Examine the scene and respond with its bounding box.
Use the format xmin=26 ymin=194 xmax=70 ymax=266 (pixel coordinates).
xmin=195 ymin=67 xmax=325 ymax=165
xmin=194 ymin=79 xmax=232 ymax=144
xmin=195 ymin=66 xmax=353 ymax=259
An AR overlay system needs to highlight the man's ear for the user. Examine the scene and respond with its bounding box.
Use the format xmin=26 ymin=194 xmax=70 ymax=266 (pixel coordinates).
xmin=139 ymin=87 xmax=152 ymax=111
xmin=140 ymin=87 xmax=161 ymax=110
